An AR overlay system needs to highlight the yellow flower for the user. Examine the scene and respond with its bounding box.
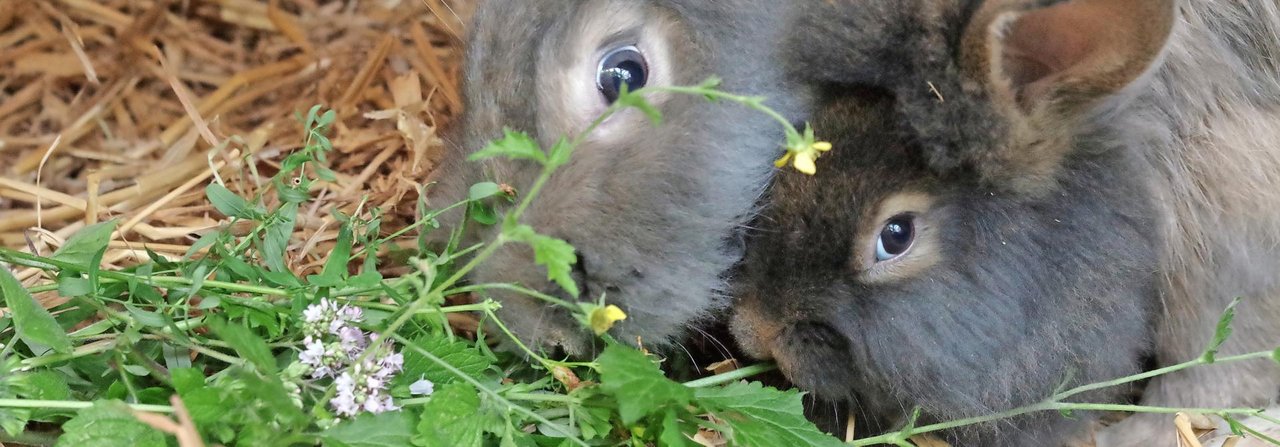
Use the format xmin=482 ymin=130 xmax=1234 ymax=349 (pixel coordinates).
xmin=775 ymin=140 xmax=832 ymax=175
xmin=589 ymin=304 xmax=628 ymax=335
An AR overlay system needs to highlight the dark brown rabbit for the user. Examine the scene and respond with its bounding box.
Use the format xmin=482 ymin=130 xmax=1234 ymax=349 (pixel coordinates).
xmin=426 ymin=0 xmax=809 ymax=355
xmin=733 ymin=0 xmax=1280 ymax=445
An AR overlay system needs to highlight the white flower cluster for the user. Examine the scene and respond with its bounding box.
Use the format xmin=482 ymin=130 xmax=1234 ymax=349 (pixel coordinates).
xmin=298 ymin=299 xmax=404 ymax=417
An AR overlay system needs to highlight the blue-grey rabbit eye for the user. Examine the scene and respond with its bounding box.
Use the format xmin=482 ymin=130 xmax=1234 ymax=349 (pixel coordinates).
xmin=597 ymin=46 xmax=648 ymax=103
xmin=875 ymin=215 xmax=915 ymax=262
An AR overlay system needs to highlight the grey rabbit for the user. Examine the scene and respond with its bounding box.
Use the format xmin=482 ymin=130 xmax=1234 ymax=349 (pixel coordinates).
xmin=426 ymin=0 xmax=809 ymax=355
xmin=733 ymin=0 xmax=1280 ymax=445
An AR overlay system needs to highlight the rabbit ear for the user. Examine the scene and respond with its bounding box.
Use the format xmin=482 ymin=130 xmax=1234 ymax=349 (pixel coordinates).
xmin=960 ymin=0 xmax=1176 ymax=191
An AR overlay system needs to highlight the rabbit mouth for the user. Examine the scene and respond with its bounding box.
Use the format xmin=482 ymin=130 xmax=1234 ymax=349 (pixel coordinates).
xmin=768 ymin=321 xmax=857 ymax=399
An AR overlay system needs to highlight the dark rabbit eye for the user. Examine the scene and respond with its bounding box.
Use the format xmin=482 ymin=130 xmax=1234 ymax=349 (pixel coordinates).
xmin=875 ymin=215 xmax=916 ymax=262
xmin=597 ymin=46 xmax=648 ymax=103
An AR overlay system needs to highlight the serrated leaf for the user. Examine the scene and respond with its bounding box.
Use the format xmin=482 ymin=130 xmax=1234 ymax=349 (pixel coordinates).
xmin=207 ymin=317 xmax=276 ymax=374
xmin=1202 ymin=297 xmax=1242 ymax=363
xmin=55 ymin=400 xmax=166 ymax=447
xmin=322 ymin=411 xmax=416 ymax=447
xmin=695 ymin=381 xmax=845 ymax=447
xmin=396 ymin=335 xmax=493 ymax=389
xmin=506 ymin=225 xmax=579 ymax=297
xmin=615 ymin=88 xmax=661 ymax=126
xmin=52 ymin=220 xmax=117 ymax=266
xmin=597 ymin=345 xmax=692 ymax=425
xmin=206 ymin=183 xmax=258 ymax=219
xmin=469 ymin=128 xmax=547 ymax=164
xmin=413 ymin=383 xmax=485 ymax=447
xmin=0 ymin=267 xmax=72 ymax=354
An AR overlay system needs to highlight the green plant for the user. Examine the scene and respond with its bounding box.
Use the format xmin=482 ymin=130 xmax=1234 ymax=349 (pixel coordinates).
xmin=1 ymin=82 xmax=1278 ymax=447
xmin=0 ymin=83 xmax=844 ymax=447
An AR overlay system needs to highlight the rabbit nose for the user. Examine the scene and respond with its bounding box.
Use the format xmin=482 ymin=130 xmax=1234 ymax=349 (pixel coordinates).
xmin=785 ymin=321 xmax=849 ymax=353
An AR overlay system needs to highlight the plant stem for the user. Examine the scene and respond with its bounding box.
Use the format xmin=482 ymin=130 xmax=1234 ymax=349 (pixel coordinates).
xmin=1059 ymin=350 xmax=1273 ymax=397
xmin=682 ymin=363 xmax=778 ymax=388
xmin=849 ymin=347 xmax=1280 ymax=446
xmin=0 ymin=430 xmax=60 ymax=446
xmin=445 ymin=283 xmax=574 ymax=308
xmin=0 ymin=399 xmax=173 ymax=413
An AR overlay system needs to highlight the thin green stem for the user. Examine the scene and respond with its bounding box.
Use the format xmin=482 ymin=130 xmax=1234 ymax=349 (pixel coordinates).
xmin=503 ymin=392 xmax=582 ymax=404
xmin=0 ymin=399 xmax=174 ymax=413
xmin=20 ymin=339 xmax=117 ymax=370
xmin=850 ymin=347 xmax=1280 ymax=446
xmin=481 ymin=307 xmax=556 ymax=370
xmin=683 ymin=363 xmax=778 ymax=388
xmin=446 ymin=283 xmax=573 ymax=308
xmin=0 ymin=248 xmax=292 ymax=298
xmin=653 ymin=85 xmax=797 ymax=137
xmin=1060 ymin=350 xmax=1274 ymax=397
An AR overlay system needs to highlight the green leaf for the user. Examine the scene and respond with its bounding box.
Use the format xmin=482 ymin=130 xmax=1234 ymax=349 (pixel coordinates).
xmin=545 ymin=138 xmax=574 ymax=169
xmin=413 ymin=383 xmax=485 ymax=447
xmin=125 ymin=304 xmax=168 ymax=328
xmin=597 ymin=345 xmax=692 ymax=425
xmin=309 ymin=223 xmax=354 ymax=287
xmin=52 ymin=220 xmax=117 ymax=266
xmin=317 ymin=109 xmax=337 ymax=129
xmin=396 ymin=335 xmax=493 ymax=389
xmin=469 ymin=182 xmax=503 ymax=201
xmin=468 ymin=201 xmax=499 ymax=226
xmin=469 ymin=128 xmax=547 ymax=164
xmin=506 ymin=224 xmax=579 ymax=297
xmin=1202 ymin=297 xmax=1242 ymax=363
xmin=615 ymin=87 xmax=662 ymax=126
xmin=0 ymin=359 xmax=30 ymax=436
xmin=171 ymin=368 xmax=206 ymax=394
xmin=206 ymin=183 xmax=258 ymax=219
xmin=208 ymin=317 xmax=276 ymax=374
xmin=0 ymin=266 xmax=72 ymax=354
xmin=322 ymin=411 xmax=416 ymax=447
xmin=263 ymin=202 xmax=299 ymax=273
xmin=1273 ymin=347 xmax=1279 ymax=365
xmin=660 ymin=409 xmax=695 ymax=447
xmin=23 ymin=371 xmax=74 ymax=421
xmin=55 ymin=400 xmax=166 ymax=447
xmin=695 ymin=381 xmax=845 ymax=447
xmin=56 ymin=273 xmax=92 ymax=298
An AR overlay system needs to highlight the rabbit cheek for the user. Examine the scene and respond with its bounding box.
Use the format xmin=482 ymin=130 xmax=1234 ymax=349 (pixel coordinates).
xmin=728 ymin=298 xmax=784 ymax=361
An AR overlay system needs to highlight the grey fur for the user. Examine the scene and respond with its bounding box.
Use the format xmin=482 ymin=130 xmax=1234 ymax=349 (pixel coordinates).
xmin=732 ymin=0 xmax=1280 ymax=445
xmin=427 ymin=0 xmax=809 ymax=355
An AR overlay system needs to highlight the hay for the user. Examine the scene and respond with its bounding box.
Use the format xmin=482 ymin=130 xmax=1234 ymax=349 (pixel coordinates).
xmin=0 ymin=0 xmax=472 ymax=281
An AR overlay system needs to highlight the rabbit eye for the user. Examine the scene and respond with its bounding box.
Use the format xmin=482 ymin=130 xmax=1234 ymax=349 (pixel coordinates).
xmin=597 ymin=46 xmax=648 ymax=103
xmin=874 ymin=215 xmax=916 ymax=262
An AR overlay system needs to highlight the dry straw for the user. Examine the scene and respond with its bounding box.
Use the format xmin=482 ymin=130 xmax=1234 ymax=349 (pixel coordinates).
xmin=1 ymin=0 xmax=471 ymax=284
